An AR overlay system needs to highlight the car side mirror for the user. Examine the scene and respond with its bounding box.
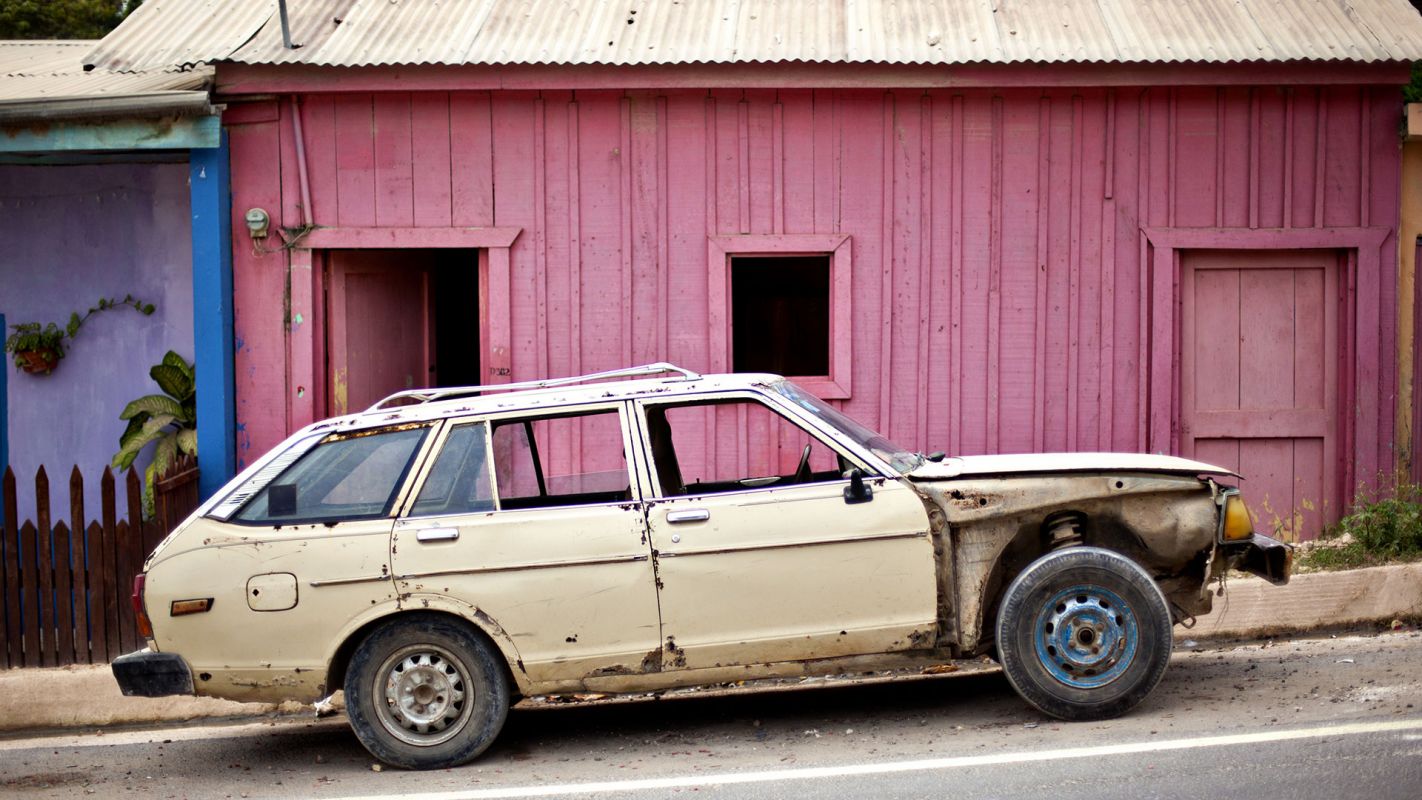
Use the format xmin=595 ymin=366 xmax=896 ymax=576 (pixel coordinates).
xmin=843 ymin=468 xmax=873 ymax=505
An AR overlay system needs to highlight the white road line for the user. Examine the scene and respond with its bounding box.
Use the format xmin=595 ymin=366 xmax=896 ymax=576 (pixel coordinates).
xmin=330 ymin=718 xmax=1422 ymax=800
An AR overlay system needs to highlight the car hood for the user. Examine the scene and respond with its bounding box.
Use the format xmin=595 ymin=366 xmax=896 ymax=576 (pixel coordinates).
xmin=905 ymin=452 xmax=1239 ymax=480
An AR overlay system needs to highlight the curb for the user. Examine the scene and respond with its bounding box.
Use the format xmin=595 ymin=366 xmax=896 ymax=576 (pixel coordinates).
xmin=2 ymin=563 xmax=1419 ymax=735
xmin=1188 ymin=561 xmax=1422 ymax=639
xmin=0 ymin=665 xmax=298 ymax=735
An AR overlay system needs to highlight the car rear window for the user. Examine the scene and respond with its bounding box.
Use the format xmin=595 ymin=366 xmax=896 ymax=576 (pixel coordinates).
xmin=232 ymin=425 xmax=429 ymax=525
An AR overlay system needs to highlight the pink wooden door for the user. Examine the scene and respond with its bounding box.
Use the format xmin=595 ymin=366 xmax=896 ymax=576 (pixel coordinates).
xmin=1180 ymin=250 xmax=1339 ymax=541
xmin=327 ymin=250 xmax=433 ymax=415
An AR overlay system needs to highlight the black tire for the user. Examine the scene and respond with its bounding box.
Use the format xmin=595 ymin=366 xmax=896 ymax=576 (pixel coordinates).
xmin=344 ymin=616 xmax=510 ymax=769
xmin=995 ymin=547 xmax=1172 ymax=721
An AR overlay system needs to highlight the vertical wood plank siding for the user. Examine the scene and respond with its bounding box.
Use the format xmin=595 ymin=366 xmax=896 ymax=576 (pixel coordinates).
xmin=229 ymin=86 xmax=1402 ymax=516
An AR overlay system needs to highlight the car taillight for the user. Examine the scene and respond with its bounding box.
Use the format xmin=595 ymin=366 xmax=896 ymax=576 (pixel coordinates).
xmin=132 ymin=573 xmax=153 ymax=639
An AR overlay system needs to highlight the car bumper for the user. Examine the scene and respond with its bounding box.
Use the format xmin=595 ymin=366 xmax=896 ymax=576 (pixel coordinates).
xmin=1223 ymin=533 xmax=1293 ymax=586
xmin=112 ymin=650 xmax=195 ymax=697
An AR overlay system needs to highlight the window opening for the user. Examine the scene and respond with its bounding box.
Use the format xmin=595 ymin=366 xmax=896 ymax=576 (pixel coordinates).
xmin=491 ymin=410 xmax=631 ymax=510
xmin=645 ymin=399 xmax=848 ymax=498
xmin=731 ymin=255 xmax=831 ymax=376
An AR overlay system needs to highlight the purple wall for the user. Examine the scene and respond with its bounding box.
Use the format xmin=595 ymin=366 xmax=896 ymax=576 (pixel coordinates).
xmin=0 ymin=162 xmax=193 ymax=523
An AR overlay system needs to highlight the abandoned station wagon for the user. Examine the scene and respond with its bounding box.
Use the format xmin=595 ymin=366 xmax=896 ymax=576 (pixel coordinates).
xmin=114 ymin=364 xmax=1291 ymax=769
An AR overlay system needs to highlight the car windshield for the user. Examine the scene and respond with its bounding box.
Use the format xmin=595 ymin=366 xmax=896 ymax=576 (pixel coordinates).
xmin=769 ymin=380 xmax=923 ymax=474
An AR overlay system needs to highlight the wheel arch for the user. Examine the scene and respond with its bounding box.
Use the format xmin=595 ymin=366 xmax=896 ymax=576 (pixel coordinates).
xmin=326 ymin=601 xmax=528 ymax=699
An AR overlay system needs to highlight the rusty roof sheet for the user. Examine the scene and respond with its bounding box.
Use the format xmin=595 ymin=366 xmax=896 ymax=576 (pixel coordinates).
xmin=86 ymin=0 xmax=1422 ymax=71
xmin=0 ymin=39 xmax=209 ymax=103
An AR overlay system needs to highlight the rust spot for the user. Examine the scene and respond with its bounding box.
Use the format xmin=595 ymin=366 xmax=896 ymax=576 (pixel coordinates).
xmin=565 ymin=635 xmax=578 ymax=643
xmin=948 ymin=491 xmax=1000 ymax=510
xmin=589 ymin=664 xmax=634 ymax=676
xmin=908 ymin=629 xmax=933 ymax=649
xmin=665 ymin=636 xmax=686 ymax=668
xmin=639 ymin=647 xmax=662 ymax=673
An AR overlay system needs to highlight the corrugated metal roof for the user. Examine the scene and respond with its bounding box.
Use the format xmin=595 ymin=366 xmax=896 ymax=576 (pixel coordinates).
xmin=0 ymin=40 xmax=209 ymax=103
xmin=85 ymin=0 xmax=275 ymax=73
xmin=86 ymin=0 xmax=1422 ymax=71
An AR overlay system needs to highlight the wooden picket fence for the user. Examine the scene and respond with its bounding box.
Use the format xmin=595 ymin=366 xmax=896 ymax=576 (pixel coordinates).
xmin=0 ymin=457 xmax=200 ymax=669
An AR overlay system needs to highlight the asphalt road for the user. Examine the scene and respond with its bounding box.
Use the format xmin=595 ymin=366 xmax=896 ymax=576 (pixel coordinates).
xmin=3 ymin=629 xmax=1420 ymax=799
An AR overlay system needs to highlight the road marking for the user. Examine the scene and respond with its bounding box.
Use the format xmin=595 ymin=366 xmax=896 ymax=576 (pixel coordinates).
xmin=329 ymin=718 xmax=1422 ymax=800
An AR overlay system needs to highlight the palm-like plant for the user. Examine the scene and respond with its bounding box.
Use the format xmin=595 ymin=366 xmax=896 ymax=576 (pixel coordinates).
xmin=112 ymin=350 xmax=196 ymax=514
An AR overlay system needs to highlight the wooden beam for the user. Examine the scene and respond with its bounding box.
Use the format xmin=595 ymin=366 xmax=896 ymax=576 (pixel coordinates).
xmin=297 ymin=226 xmax=522 ymax=249
xmin=0 ymin=115 xmax=221 ymax=153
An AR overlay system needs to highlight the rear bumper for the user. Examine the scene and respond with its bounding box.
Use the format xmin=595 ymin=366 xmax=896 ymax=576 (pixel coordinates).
xmin=1222 ymin=533 xmax=1293 ymax=586
xmin=112 ymin=650 xmax=194 ymax=698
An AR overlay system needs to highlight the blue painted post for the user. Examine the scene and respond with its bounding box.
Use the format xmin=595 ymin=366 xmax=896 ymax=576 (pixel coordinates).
xmin=0 ymin=311 xmax=6 ymax=525
xmin=189 ymin=132 xmax=235 ymax=500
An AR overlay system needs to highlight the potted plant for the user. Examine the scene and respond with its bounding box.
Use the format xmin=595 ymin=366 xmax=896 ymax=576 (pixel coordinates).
xmin=4 ymin=294 xmax=155 ymax=375
xmin=4 ymin=322 xmax=66 ymax=374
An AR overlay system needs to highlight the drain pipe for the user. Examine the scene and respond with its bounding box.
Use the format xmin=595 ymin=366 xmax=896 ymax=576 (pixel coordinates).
xmin=290 ymin=96 xmax=314 ymax=227
xmin=278 ymin=0 xmax=294 ymax=49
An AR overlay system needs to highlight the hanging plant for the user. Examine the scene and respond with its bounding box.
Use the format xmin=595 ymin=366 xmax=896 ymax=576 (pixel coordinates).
xmin=3 ymin=294 xmax=156 ymax=375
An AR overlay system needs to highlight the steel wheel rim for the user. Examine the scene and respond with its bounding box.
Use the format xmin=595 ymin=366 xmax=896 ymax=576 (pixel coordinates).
xmin=1032 ymin=584 xmax=1139 ymax=689
xmin=375 ymin=643 xmax=474 ymax=747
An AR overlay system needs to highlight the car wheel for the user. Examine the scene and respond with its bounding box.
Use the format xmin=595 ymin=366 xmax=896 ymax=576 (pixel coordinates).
xmin=345 ymin=616 xmax=510 ymax=769
xmin=995 ymin=547 xmax=1172 ymax=721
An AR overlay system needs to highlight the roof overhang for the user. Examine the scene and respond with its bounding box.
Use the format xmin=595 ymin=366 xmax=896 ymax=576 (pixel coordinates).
xmin=212 ymin=59 xmax=1417 ymax=96
xmin=0 ymin=112 xmax=220 ymax=156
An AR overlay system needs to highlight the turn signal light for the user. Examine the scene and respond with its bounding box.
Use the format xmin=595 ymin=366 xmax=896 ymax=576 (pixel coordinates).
xmin=1222 ymin=494 xmax=1254 ymax=541
xmin=170 ymin=598 xmax=214 ymax=617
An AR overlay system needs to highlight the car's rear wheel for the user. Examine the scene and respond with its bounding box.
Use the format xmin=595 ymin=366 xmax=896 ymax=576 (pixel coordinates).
xmin=345 ymin=616 xmax=509 ymax=769
xmin=995 ymin=547 xmax=1172 ymax=721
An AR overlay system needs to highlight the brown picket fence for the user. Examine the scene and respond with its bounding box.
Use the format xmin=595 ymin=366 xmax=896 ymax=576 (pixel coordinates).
xmin=0 ymin=457 xmax=200 ymax=669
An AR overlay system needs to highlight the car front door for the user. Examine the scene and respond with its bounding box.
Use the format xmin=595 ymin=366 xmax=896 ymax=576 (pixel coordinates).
xmin=634 ymin=393 xmax=938 ymax=672
xmin=390 ymin=403 xmax=661 ymax=687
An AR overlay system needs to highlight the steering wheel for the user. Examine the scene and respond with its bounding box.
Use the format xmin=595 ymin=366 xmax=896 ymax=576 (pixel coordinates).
xmin=793 ymin=444 xmax=812 ymax=484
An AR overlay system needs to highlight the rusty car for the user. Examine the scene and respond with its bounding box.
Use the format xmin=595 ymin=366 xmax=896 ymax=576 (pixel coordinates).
xmin=112 ymin=363 xmax=1291 ymax=769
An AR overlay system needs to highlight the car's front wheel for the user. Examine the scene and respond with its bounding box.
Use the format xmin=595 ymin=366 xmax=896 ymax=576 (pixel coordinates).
xmin=995 ymin=547 xmax=1172 ymax=721
xmin=345 ymin=615 xmax=509 ymax=769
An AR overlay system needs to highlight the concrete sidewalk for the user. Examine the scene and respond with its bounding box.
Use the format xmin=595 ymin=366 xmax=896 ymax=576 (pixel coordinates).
xmin=2 ymin=562 xmax=1419 ymax=735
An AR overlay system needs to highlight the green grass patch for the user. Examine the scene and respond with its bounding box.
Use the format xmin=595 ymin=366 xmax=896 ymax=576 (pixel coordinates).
xmin=1299 ymin=483 xmax=1422 ymax=571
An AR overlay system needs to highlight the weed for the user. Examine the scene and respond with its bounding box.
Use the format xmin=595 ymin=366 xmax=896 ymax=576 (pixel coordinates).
xmin=1299 ymin=482 xmax=1422 ymax=571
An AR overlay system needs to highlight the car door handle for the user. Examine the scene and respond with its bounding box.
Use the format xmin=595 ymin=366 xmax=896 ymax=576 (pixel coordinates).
xmin=415 ymin=527 xmax=460 ymax=542
xmin=666 ymin=509 xmax=710 ymax=524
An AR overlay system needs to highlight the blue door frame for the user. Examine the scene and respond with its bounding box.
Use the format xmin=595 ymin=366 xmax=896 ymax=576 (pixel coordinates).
xmin=189 ymin=134 xmax=236 ymax=501
xmin=1 ymin=311 xmax=7 ymax=524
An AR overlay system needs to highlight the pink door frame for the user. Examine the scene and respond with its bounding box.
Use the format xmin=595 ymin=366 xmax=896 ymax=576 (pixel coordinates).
xmin=286 ymin=226 xmax=522 ymax=429
xmin=1145 ymin=226 xmax=1391 ymax=505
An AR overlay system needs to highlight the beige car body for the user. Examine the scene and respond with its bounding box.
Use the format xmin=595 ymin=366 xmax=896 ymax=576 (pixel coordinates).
xmin=137 ymin=368 xmax=1271 ymax=706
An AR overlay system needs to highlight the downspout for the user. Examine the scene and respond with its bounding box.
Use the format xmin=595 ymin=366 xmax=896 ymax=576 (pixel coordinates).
xmin=289 ymin=96 xmax=313 ymax=228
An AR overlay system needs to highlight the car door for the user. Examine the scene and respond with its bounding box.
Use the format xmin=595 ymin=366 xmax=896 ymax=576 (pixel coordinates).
xmin=633 ymin=392 xmax=938 ymax=671
xmin=390 ymin=403 xmax=661 ymax=686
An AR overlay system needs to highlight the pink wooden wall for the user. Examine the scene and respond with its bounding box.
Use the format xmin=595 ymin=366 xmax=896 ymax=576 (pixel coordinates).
xmin=222 ymin=84 xmax=1404 ymax=533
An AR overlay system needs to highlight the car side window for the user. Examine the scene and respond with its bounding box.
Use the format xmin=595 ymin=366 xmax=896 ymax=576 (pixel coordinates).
xmin=409 ymin=422 xmax=496 ymax=517
xmin=490 ymin=409 xmax=632 ymax=510
xmin=644 ymin=398 xmax=846 ymax=497
xmin=233 ymin=425 xmax=429 ymax=525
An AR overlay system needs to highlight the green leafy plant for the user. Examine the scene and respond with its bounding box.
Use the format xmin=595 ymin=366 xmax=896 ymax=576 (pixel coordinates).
xmin=1300 ymin=481 xmax=1422 ymax=571
xmin=112 ymin=350 xmax=196 ymax=516
xmin=4 ymin=295 xmax=156 ymax=374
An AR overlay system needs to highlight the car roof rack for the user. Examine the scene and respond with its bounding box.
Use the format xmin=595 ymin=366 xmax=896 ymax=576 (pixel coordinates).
xmin=364 ymin=362 xmax=703 ymax=412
